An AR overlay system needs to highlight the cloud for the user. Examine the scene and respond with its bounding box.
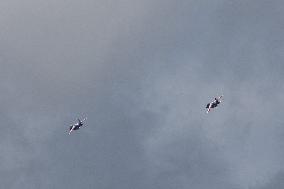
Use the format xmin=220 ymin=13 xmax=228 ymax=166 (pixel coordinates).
xmin=1 ymin=0 xmax=284 ymax=188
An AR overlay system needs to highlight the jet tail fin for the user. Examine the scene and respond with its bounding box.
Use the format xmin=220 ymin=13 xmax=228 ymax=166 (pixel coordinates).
xmin=82 ymin=117 xmax=87 ymax=122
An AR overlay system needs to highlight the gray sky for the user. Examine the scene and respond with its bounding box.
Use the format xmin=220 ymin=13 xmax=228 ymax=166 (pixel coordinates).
xmin=1 ymin=0 xmax=284 ymax=188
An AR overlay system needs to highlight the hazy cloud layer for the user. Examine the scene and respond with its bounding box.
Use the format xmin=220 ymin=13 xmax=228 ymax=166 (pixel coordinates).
xmin=1 ymin=0 xmax=284 ymax=188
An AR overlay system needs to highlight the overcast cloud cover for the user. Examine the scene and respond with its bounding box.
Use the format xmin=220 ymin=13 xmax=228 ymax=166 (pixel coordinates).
xmin=1 ymin=0 xmax=284 ymax=188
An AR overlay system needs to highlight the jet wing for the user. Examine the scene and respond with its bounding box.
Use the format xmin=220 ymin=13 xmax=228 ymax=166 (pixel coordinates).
xmin=69 ymin=125 xmax=75 ymax=135
xmin=206 ymin=103 xmax=210 ymax=108
xmin=206 ymin=103 xmax=212 ymax=113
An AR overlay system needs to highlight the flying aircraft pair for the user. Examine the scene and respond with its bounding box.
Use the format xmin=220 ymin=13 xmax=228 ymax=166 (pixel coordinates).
xmin=68 ymin=95 xmax=223 ymax=134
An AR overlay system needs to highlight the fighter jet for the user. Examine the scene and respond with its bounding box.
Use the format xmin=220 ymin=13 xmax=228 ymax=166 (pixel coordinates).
xmin=69 ymin=117 xmax=87 ymax=135
xmin=206 ymin=95 xmax=223 ymax=113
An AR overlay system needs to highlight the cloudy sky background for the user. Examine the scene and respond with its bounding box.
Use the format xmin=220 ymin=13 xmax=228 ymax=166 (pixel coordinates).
xmin=1 ymin=0 xmax=284 ymax=188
